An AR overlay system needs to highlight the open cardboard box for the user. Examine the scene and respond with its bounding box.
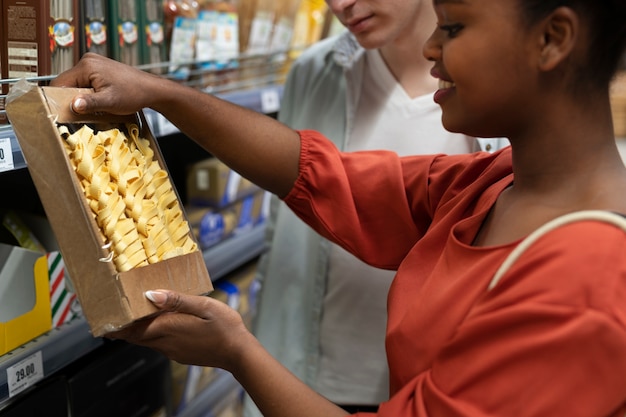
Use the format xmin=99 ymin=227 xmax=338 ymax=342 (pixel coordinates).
xmin=5 ymin=82 xmax=213 ymax=337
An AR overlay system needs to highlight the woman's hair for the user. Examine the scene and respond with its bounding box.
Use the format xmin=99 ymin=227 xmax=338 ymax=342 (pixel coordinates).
xmin=519 ymin=0 xmax=626 ymax=91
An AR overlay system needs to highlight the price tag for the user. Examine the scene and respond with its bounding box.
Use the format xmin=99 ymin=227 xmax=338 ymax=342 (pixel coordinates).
xmin=7 ymin=351 xmax=44 ymax=398
xmin=260 ymin=89 xmax=280 ymax=114
xmin=0 ymin=137 xmax=15 ymax=172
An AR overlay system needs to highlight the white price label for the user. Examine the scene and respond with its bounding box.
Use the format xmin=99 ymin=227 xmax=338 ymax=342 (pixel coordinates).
xmin=260 ymin=89 xmax=280 ymax=114
xmin=7 ymin=351 xmax=44 ymax=397
xmin=0 ymin=137 xmax=15 ymax=172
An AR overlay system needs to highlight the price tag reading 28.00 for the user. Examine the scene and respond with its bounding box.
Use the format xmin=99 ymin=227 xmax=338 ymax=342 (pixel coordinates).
xmin=7 ymin=351 xmax=44 ymax=397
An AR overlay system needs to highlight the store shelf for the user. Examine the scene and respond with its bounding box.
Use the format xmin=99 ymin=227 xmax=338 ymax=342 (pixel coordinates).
xmin=176 ymin=369 xmax=242 ymax=417
xmin=0 ymin=223 xmax=265 ymax=409
xmin=0 ymin=317 xmax=102 ymax=408
xmin=0 ymin=53 xmax=276 ymax=414
xmin=204 ymin=223 xmax=268 ymax=281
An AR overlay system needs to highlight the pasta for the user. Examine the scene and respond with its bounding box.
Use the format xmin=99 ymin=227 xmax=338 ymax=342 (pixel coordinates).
xmin=58 ymin=123 xmax=197 ymax=272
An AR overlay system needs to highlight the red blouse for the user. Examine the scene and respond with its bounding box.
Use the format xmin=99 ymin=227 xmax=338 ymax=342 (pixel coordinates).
xmin=284 ymin=130 xmax=626 ymax=416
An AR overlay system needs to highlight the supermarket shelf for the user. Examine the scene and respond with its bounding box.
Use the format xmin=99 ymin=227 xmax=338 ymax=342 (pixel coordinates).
xmin=0 ymin=223 xmax=266 ymax=409
xmin=176 ymin=369 xmax=242 ymax=417
xmin=0 ymin=317 xmax=102 ymax=407
xmin=204 ymin=223 xmax=268 ymax=281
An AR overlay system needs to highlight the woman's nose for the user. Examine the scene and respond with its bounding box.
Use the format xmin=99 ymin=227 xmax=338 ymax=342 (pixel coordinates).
xmin=423 ymin=28 xmax=442 ymax=62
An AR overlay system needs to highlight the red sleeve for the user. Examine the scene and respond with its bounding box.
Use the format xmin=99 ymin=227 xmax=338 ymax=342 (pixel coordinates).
xmin=284 ymin=129 xmax=434 ymax=269
xmin=371 ymin=221 xmax=626 ymax=416
xmin=284 ymin=130 xmax=512 ymax=270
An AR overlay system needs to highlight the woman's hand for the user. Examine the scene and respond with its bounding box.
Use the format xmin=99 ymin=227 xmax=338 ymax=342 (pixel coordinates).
xmin=107 ymin=290 xmax=252 ymax=371
xmin=107 ymin=289 xmax=348 ymax=417
xmin=50 ymin=52 xmax=169 ymax=117
xmin=50 ymin=53 xmax=301 ymax=198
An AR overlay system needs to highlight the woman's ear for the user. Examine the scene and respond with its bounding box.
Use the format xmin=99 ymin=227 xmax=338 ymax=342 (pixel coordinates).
xmin=536 ymin=6 xmax=579 ymax=72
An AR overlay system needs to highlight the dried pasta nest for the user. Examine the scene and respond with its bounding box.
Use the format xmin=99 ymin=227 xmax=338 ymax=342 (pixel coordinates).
xmin=58 ymin=123 xmax=197 ymax=272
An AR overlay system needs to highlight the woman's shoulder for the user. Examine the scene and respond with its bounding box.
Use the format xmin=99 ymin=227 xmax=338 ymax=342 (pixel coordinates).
xmin=487 ymin=212 xmax=626 ymax=315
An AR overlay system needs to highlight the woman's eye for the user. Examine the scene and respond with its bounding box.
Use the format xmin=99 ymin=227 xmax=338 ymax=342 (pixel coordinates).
xmin=439 ymin=24 xmax=463 ymax=38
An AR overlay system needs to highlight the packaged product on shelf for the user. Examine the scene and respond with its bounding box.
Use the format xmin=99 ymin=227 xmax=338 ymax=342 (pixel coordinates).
xmin=193 ymin=0 xmax=240 ymax=91
xmin=5 ymin=81 xmax=213 ymax=337
xmin=167 ymin=1 xmax=199 ymax=80
xmin=0 ymin=97 xmax=6 ymax=126
xmin=195 ymin=1 xmax=239 ymax=70
xmin=0 ymin=211 xmax=79 ymax=332
xmin=138 ymin=0 xmax=168 ymax=74
xmin=211 ymin=258 xmax=260 ymax=327
xmin=108 ymin=0 xmax=142 ymax=66
xmin=188 ymin=205 xmax=238 ymax=249
xmin=46 ymin=250 xmax=81 ymax=328
xmin=244 ymin=0 xmax=274 ymax=55
xmin=1 ymin=0 xmax=80 ymax=85
xmin=236 ymin=0 xmax=258 ymax=54
xmin=0 ymin=210 xmax=47 ymax=252
xmin=186 ymin=157 xmax=261 ymax=208
xmin=268 ymin=0 xmax=299 ymax=55
xmin=80 ymin=0 xmax=109 ymax=57
xmin=187 ymin=189 xmax=270 ymax=250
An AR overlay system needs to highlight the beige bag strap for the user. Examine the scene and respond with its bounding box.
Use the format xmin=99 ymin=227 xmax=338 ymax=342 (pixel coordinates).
xmin=488 ymin=210 xmax=626 ymax=291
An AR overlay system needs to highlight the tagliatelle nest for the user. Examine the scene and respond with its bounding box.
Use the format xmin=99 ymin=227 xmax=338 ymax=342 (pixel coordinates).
xmin=58 ymin=123 xmax=197 ymax=272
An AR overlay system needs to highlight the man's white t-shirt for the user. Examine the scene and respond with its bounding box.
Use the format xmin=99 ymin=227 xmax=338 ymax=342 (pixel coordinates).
xmin=315 ymin=49 xmax=483 ymax=404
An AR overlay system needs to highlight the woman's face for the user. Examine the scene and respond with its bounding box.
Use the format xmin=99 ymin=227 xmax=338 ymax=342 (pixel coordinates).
xmin=326 ymin=0 xmax=430 ymax=49
xmin=423 ymin=0 xmax=539 ymax=138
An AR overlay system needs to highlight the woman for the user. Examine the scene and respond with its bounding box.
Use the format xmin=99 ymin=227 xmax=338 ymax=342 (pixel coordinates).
xmin=52 ymin=0 xmax=626 ymax=415
xmin=253 ymin=0 xmax=506 ymax=413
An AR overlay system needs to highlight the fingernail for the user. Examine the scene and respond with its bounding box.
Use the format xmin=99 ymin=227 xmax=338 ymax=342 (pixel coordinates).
xmin=72 ymin=97 xmax=86 ymax=112
xmin=145 ymin=290 xmax=167 ymax=304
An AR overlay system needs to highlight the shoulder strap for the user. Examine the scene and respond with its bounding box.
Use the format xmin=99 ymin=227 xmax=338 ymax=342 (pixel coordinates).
xmin=488 ymin=210 xmax=626 ymax=291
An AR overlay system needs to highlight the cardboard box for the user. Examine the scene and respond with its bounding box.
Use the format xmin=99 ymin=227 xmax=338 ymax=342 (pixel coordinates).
xmin=0 ymin=243 xmax=52 ymax=355
xmin=186 ymin=157 xmax=261 ymax=208
xmin=187 ymin=190 xmax=270 ymax=249
xmin=5 ymin=83 xmax=213 ymax=337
